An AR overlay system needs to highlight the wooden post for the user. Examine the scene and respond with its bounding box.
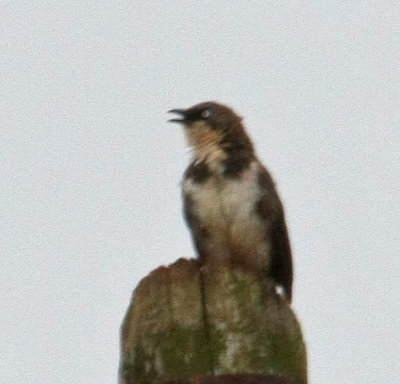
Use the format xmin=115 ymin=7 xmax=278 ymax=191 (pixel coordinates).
xmin=120 ymin=259 xmax=307 ymax=384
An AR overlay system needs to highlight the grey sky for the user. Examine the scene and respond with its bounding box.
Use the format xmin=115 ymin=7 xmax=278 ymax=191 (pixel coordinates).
xmin=1 ymin=2 xmax=399 ymax=383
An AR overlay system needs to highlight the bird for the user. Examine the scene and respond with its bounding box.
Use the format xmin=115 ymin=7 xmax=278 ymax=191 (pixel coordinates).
xmin=168 ymin=101 xmax=293 ymax=302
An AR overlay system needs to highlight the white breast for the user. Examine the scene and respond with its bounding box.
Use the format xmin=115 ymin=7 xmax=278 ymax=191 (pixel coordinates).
xmin=183 ymin=161 xmax=270 ymax=267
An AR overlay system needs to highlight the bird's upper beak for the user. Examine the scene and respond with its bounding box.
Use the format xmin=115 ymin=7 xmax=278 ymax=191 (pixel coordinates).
xmin=167 ymin=109 xmax=187 ymax=124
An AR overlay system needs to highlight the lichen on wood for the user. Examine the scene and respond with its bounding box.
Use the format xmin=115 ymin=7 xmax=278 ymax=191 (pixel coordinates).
xmin=120 ymin=259 xmax=307 ymax=384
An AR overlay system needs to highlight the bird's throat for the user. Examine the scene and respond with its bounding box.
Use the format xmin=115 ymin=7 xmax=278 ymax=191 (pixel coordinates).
xmin=186 ymin=122 xmax=227 ymax=173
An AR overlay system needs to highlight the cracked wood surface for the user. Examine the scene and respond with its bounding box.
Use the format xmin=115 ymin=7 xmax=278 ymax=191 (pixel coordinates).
xmin=120 ymin=259 xmax=307 ymax=384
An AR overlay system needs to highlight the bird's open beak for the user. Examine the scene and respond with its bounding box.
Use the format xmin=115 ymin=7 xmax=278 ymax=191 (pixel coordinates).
xmin=167 ymin=109 xmax=187 ymax=124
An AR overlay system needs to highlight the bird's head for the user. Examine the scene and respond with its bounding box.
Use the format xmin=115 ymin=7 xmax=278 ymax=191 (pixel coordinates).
xmin=168 ymin=101 xmax=253 ymax=164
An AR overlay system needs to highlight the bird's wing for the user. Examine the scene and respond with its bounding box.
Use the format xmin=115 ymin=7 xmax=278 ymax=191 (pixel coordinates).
xmin=256 ymin=166 xmax=293 ymax=302
xmin=269 ymin=206 xmax=293 ymax=302
xmin=182 ymin=162 xmax=211 ymax=262
xmin=182 ymin=191 xmax=208 ymax=262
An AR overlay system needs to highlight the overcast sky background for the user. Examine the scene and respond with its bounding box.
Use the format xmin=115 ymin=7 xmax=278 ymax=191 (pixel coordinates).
xmin=1 ymin=2 xmax=399 ymax=383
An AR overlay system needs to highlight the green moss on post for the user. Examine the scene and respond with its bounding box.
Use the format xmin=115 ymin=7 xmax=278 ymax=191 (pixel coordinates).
xmin=120 ymin=259 xmax=307 ymax=384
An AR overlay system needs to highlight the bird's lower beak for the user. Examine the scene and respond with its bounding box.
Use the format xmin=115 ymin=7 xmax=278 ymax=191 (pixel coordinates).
xmin=167 ymin=109 xmax=187 ymax=123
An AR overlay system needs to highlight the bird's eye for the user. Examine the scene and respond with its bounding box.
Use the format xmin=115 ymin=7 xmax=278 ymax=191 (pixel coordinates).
xmin=201 ymin=109 xmax=211 ymax=119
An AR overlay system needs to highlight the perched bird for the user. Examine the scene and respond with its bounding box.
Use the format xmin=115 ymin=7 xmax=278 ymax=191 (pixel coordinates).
xmin=168 ymin=101 xmax=293 ymax=302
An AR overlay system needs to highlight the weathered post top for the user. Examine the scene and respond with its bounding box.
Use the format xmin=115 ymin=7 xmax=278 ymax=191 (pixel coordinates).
xmin=120 ymin=259 xmax=307 ymax=384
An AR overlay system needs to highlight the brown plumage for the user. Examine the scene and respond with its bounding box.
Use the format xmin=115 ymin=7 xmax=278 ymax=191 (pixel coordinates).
xmin=168 ymin=101 xmax=293 ymax=302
